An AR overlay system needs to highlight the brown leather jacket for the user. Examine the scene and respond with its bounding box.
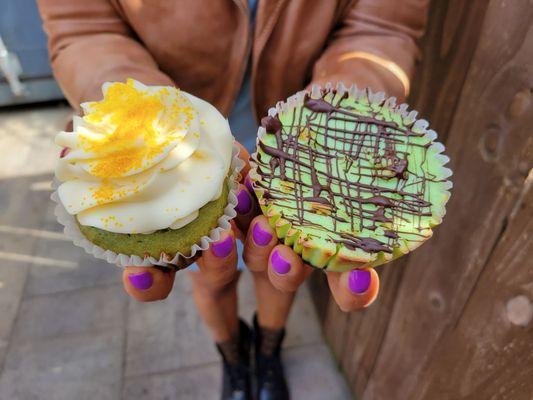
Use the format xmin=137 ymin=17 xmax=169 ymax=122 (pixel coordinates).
xmin=37 ymin=0 xmax=428 ymax=119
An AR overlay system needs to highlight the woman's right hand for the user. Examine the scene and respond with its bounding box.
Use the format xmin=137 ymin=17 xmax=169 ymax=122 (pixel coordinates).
xmin=121 ymin=142 xmax=254 ymax=302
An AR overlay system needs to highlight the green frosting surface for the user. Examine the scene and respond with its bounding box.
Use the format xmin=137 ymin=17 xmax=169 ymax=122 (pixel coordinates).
xmin=78 ymin=178 xmax=230 ymax=260
xmin=252 ymin=89 xmax=451 ymax=271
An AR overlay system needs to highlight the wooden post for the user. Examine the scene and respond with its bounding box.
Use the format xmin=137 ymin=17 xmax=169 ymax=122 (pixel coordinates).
xmin=313 ymin=1 xmax=533 ymax=398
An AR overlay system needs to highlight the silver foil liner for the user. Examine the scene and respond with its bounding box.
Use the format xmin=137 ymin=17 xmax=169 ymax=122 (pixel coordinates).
xmin=51 ymin=142 xmax=244 ymax=268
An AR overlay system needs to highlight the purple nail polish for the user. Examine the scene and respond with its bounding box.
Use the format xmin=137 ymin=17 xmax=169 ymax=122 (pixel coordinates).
xmin=348 ymin=270 xmax=371 ymax=294
xmin=128 ymin=271 xmax=153 ymax=291
xmin=271 ymin=250 xmax=291 ymax=275
xmin=235 ymin=189 xmax=252 ymax=214
xmin=212 ymin=235 xmax=233 ymax=258
xmin=60 ymin=147 xmax=70 ymax=158
xmin=253 ymin=223 xmax=273 ymax=246
xmin=245 ymin=176 xmax=254 ymax=193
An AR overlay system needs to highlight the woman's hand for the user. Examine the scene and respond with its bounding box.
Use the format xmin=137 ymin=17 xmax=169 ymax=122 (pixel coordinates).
xmin=122 ymin=141 xmax=380 ymax=311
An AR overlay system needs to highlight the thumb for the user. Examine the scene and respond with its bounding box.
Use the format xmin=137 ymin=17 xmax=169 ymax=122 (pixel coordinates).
xmin=122 ymin=266 xmax=176 ymax=302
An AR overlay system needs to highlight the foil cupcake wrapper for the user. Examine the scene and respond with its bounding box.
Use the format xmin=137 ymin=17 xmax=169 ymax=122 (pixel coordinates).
xmin=51 ymin=142 xmax=245 ymax=269
xmin=248 ymin=83 xmax=453 ymax=271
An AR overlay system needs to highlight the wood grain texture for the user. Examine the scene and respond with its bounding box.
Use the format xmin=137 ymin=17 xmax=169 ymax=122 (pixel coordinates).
xmin=413 ymin=176 xmax=533 ymax=399
xmin=340 ymin=262 xmax=406 ymax=396
xmin=314 ymin=0 xmax=533 ymax=399
xmin=362 ymin=1 xmax=533 ymax=399
xmin=409 ymin=0 xmax=490 ymax=139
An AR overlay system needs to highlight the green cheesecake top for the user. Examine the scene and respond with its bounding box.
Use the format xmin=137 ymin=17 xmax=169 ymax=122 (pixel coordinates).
xmin=251 ymin=88 xmax=452 ymax=270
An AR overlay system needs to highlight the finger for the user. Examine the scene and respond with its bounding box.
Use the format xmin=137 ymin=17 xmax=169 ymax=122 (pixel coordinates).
xmin=194 ymin=229 xmax=239 ymax=289
xmin=234 ymin=141 xmax=250 ymax=180
xmin=122 ymin=266 xmax=176 ymax=302
xmin=243 ymin=215 xmax=277 ymax=272
xmin=267 ymin=244 xmax=312 ymax=293
xmin=234 ymin=183 xmax=258 ymax=234
xmin=326 ymin=268 xmax=380 ymax=312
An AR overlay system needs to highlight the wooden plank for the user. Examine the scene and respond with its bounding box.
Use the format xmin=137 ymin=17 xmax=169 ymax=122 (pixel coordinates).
xmin=414 ymin=174 xmax=533 ymax=399
xmin=318 ymin=1 xmax=491 ymax=394
xmin=307 ymin=270 xmax=330 ymax=323
xmin=362 ymin=1 xmax=533 ymax=399
xmin=341 ymin=261 xmax=406 ymax=395
xmin=409 ymin=0 xmax=490 ymax=139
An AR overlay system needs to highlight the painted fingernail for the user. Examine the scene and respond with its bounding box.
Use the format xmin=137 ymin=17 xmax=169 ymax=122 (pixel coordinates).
xmin=60 ymin=147 xmax=70 ymax=158
xmin=348 ymin=270 xmax=371 ymax=294
xmin=271 ymin=250 xmax=291 ymax=275
xmin=212 ymin=235 xmax=233 ymax=258
xmin=128 ymin=271 xmax=153 ymax=291
xmin=235 ymin=189 xmax=252 ymax=214
xmin=252 ymin=223 xmax=273 ymax=246
xmin=245 ymin=176 xmax=254 ymax=193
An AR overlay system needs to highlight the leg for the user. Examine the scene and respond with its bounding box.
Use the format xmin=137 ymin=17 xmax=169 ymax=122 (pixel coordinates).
xmin=187 ymin=230 xmax=241 ymax=343
xmin=251 ymin=268 xmax=295 ymax=330
xmin=188 ymin=269 xmax=240 ymax=343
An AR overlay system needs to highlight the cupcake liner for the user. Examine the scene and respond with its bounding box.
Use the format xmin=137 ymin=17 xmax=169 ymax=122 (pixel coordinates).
xmin=52 ymin=142 xmax=245 ymax=269
xmin=249 ymin=83 xmax=453 ymax=271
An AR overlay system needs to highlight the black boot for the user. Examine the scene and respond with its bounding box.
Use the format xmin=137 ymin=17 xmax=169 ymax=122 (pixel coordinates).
xmin=216 ymin=320 xmax=252 ymax=400
xmin=253 ymin=315 xmax=290 ymax=400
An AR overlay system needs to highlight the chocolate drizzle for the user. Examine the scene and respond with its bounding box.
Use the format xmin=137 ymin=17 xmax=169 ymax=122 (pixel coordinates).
xmin=256 ymin=90 xmax=438 ymax=256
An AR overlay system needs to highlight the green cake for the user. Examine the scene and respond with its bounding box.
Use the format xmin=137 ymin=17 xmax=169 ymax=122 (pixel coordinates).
xmin=78 ymin=177 xmax=230 ymax=259
xmin=249 ymin=86 xmax=452 ymax=272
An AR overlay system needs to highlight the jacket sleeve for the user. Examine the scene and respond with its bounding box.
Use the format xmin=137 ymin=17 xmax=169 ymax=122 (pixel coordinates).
xmin=311 ymin=0 xmax=429 ymax=101
xmin=37 ymin=0 xmax=173 ymax=109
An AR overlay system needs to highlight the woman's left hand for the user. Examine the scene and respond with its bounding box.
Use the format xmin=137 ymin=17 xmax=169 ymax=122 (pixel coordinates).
xmin=233 ymin=143 xmax=380 ymax=312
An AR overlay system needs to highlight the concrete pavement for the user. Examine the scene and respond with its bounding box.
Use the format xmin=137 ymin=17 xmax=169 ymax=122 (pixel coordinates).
xmin=0 ymin=104 xmax=351 ymax=400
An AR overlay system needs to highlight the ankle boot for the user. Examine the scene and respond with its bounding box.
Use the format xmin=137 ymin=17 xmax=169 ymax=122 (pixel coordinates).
xmin=253 ymin=315 xmax=290 ymax=400
xmin=216 ymin=320 xmax=252 ymax=400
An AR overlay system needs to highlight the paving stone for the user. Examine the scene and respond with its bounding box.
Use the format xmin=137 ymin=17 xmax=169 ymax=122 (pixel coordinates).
xmin=0 ymin=105 xmax=352 ymax=399
xmin=12 ymin=284 xmax=127 ymax=343
xmin=123 ymin=344 xmax=351 ymax=400
xmin=238 ymin=270 xmax=323 ymax=348
xmin=25 ymin=239 xmax=121 ymax=296
xmin=0 ymin=331 xmax=123 ymax=400
xmin=0 ymin=262 xmax=29 ymax=369
xmin=123 ymin=363 xmax=220 ymax=400
xmin=125 ymin=276 xmax=219 ymax=377
xmin=284 ymin=344 xmax=352 ymax=400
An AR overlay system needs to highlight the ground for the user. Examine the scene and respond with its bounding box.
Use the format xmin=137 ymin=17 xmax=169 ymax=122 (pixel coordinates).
xmin=0 ymin=104 xmax=351 ymax=400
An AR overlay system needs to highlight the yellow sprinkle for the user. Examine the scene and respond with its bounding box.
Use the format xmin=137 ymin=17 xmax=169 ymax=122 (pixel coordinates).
xmin=79 ymin=80 xmax=194 ymax=179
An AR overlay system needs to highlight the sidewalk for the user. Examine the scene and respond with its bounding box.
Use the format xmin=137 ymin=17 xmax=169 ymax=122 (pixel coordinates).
xmin=0 ymin=104 xmax=352 ymax=400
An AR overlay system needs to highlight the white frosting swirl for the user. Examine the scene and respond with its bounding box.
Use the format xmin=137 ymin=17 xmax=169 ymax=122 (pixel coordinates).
xmin=55 ymin=80 xmax=233 ymax=234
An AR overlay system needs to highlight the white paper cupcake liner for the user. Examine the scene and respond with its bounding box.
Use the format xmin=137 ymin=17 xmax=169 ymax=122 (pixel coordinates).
xmin=52 ymin=142 xmax=245 ymax=268
xmin=248 ymin=83 xmax=453 ymax=269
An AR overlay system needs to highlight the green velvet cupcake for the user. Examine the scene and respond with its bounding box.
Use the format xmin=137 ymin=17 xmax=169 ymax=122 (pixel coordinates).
xmin=53 ymin=80 xmax=241 ymax=269
xmin=249 ymin=85 xmax=452 ymax=272
xmin=78 ymin=177 xmax=230 ymax=260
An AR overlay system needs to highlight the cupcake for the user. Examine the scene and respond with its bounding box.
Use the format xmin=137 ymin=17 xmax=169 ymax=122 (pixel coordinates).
xmin=249 ymin=84 xmax=452 ymax=272
xmin=52 ymin=79 xmax=242 ymax=268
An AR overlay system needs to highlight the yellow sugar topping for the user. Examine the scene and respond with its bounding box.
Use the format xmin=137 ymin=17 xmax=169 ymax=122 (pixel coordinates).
xmin=80 ymin=79 xmax=195 ymax=179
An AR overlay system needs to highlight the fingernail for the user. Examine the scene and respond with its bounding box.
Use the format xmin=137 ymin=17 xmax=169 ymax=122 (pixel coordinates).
xmin=235 ymin=189 xmax=252 ymax=214
xmin=128 ymin=271 xmax=153 ymax=291
xmin=60 ymin=147 xmax=70 ymax=158
xmin=245 ymin=176 xmax=254 ymax=193
xmin=212 ymin=235 xmax=233 ymax=258
xmin=348 ymin=270 xmax=371 ymax=294
xmin=271 ymin=250 xmax=291 ymax=275
xmin=252 ymin=223 xmax=273 ymax=246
